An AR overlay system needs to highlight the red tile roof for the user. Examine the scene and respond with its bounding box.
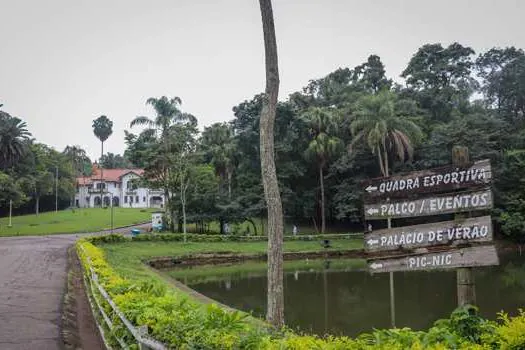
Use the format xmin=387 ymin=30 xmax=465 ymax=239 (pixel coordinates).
xmin=77 ymin=167 xmax=144 ymax=185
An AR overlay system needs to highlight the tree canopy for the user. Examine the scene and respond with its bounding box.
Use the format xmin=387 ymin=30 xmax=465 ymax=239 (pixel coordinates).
xmin=3 ymin=42 xmax=525 ymax=241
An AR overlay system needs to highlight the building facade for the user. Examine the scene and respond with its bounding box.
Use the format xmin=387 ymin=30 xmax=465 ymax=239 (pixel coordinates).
xmin=75 ymin=165 xmax=165 ymax=209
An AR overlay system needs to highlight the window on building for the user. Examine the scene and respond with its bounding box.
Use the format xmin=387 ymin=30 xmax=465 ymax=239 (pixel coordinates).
xmin=143 ymin=196 xmax=146 ymax=202
xmin=135 ymin=196 xmax=139 ymax=203
xmin=127 ymin=180 xmax=138 ymax=190
xmin=124 ymin=196 xmax=127 ymax=203
xmin=96 ymin=183 xmax=106 ymax=190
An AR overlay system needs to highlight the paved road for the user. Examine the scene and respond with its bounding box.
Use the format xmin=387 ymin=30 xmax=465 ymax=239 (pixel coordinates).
xmin=0 ymin=224 xmax=150 ymax=350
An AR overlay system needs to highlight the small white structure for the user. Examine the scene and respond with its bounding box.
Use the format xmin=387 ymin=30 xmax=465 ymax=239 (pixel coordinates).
xmin=75 ymin=164 xmax=165 ymax=209
xmin=151 ymin=212 xmax=163 ymax=231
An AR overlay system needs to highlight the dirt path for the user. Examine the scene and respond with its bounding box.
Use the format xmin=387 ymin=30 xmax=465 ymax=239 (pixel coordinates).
xmin=0 ymin=224 xmax=150 ymax=350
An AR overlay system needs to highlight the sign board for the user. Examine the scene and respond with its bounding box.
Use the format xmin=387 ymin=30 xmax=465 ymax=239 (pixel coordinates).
xmin=364 ymin=189 xmax=492 ymax=220
xmin=364 ymin=216 xmax=493 ymax=252
xmin=152 ymin=212 xmax=163 ymax=231
xmin=363 ymin=159 xmax=491 ymax=201
xmin=367 ymin=245 xmax=499 ymax=273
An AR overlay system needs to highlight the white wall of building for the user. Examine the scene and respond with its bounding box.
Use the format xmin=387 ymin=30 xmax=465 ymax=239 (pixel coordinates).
xmin=75 ymin=172 xmax=165 ymax=209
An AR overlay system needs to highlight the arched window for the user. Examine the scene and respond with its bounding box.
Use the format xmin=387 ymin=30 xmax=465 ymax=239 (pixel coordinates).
xmin=94 ymin=196 xmax=101 ymax=206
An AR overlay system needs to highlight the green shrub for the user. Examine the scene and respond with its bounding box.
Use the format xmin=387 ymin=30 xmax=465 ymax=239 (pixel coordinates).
xmin=86 ymin=232 xmax=361 ymax=244
xmin=77 ymin=239 xmax=525 ymax=349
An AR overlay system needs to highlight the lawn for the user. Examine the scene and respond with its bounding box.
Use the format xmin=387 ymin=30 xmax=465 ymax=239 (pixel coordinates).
xmin=100 ymin=239 xmax=363 ymax=280
xmin=0 ymin=208 xmax=155 ymax=236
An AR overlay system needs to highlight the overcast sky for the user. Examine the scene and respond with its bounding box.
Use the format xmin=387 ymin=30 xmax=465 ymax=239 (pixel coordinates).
xmin=1 ymin=0 xmax=523 ymax=160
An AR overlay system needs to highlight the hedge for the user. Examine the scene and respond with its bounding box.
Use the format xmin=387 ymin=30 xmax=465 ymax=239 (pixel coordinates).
xmin=87 ymin=232 xmax=361 ymax=245
xmin=77 ymin=238 xmax=525 ymax=349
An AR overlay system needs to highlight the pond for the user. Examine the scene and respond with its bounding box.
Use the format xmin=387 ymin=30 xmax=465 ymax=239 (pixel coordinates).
xmin=164 ymin=252 xmax=525 ymax=337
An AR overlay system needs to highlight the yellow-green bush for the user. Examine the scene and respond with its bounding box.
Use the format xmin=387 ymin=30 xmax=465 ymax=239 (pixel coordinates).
xmin=77 ymin=238 xmax=525 ymax=349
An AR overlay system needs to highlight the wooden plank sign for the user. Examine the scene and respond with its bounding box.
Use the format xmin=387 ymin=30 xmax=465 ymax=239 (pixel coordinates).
xmin=363 ymin=159 xmax=491 ymax=201
xmin=368 ymin=245 xmax=499 ymax=273
xmin=364 ymin=216 xmax=493 ymax=252
xmin=364 ymin=189 xmax=492 ymax=220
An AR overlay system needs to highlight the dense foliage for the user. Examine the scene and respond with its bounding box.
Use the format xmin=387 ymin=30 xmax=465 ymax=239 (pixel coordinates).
xmin=77 ymin=238 xmax=525 ymax=349
xmin=123 ymin=43 xmax=525 ymax=239
xmin=0 ymin=108 xmax=89 ymax=215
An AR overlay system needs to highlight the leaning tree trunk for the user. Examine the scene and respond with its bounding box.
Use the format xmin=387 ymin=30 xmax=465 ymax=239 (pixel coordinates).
xmin=259 ymin=0 xmax=284 ymax=328
xmin=319 ymin=164 xmax=326 ymax=234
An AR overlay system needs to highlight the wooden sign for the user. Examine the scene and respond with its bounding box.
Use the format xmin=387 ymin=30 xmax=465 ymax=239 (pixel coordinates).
xmin=367 ymin=245 xmax=499 ymax=273
xmin=364 ymin=216 xmax=493 ymax=252
xmin=363 ymin=159 xmax=491 ymax=201
xmin=364 ymin=189 xmax=492 ymax=220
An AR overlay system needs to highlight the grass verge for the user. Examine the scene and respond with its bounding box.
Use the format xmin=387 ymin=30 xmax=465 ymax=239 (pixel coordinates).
xmin=0 ymin=208 xmax=154 ymax=236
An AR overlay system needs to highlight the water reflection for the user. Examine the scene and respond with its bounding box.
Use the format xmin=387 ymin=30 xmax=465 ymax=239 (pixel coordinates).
xmin=166 ymin=253 xmax=525 ymax=337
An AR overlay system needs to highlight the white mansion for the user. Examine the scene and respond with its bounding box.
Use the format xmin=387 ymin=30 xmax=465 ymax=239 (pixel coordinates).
xmin=75 ymin=164 xmax=165 ymax=208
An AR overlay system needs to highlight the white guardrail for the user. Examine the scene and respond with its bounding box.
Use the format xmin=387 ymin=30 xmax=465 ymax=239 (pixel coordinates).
xmin=79 ymin=245 xmax=168 ymax=350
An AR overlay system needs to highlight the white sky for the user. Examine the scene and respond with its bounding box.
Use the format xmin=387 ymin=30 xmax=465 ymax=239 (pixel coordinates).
xmin=1 ymin=0 xmax=523 ymax=160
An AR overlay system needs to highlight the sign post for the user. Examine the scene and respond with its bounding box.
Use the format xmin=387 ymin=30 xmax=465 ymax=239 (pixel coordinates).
xmin=453 ymin=146 xmax=476 ymax=306
xmin=362 ymin=151 xmax=497 ymax=309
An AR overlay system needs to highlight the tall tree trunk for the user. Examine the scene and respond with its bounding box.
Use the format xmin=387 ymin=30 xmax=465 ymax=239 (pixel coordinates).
xmin=377 ymin=148 xmax=386 ymax=177
xmin=381 ymin=145 xmax=395 ymax=327
xmin=35 ymin=196 xmax=40 ymax=216
xmin=319 ymin=165 xmax=325 ymax=234
xmin=182 ymin=198 xmax=186 ymax=240
xmin=383 ymin=148 xmax=389 ymax=177
xmin=181 ymin=181 xmax=187 ymax=242
xmin=259 ymin=0 xmax=284 ymax=328
xmin=227 ymin=170 xmax=232 ymax=201
xmin=219 ymin=217 xmax=225 ymax=235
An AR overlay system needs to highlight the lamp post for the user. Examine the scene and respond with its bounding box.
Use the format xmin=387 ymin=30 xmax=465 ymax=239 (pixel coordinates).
xmin=55 ymin=165 xmax=58 ymax=213
xmin=110 ymin=197 xmax=114 ymax=234
xmin=8 ymin=199 xmax=12 ymax=227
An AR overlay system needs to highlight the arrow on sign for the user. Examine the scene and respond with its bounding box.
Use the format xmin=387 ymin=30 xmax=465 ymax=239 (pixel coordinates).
xmin=366 ymin=208 xmax=379 ymax=215
xmin=365 ymin=185 xmax=378 ymax=193
xmin=370 ymin=262 xmax=383 ymax=270
xmin=367 ymin=238 xmax=379 ymax=246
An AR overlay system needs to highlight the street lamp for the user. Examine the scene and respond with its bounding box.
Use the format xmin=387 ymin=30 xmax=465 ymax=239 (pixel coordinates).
xmin=110 ymin=197 xmax=114 ymax=234
xmin=55 ymin=165 xmax=58 ymax=213
xmin=8 ymin=199 xmax=12 ymax=227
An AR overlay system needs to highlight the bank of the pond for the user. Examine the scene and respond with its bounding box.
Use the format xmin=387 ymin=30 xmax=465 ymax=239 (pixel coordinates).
xmin=99 ymin=237 xmax=363 ymax=279
xmin=77 ymin=235 xmax=525 ymax=349
xmin=165 ymin=259 xmax=366 ymax=284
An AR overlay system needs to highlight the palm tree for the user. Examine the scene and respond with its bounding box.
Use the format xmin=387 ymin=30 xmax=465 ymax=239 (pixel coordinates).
xmin=201 ymin=123 xmax=236 ymax=200
xmin=130 ymin=96 xmax=196 ymax=230
xmin=63 ymin=145 xmax=89 ymax=175
xmin=92 ymin=115 xmax=113 ymax=206
xmin=63 ymin=145 xmax=90 ymax=206
xmin=130 ymin=96 xmax=197 ymax=138
xmin=302 ymin=107 xmax=343 ymax=234
xmin=351 ymin=90 xmax=422 ymax=329
xmin=350 ymin=90 xmax=423 ymax=177
xmin=0 ymin=109 xmax=32 ymax=170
